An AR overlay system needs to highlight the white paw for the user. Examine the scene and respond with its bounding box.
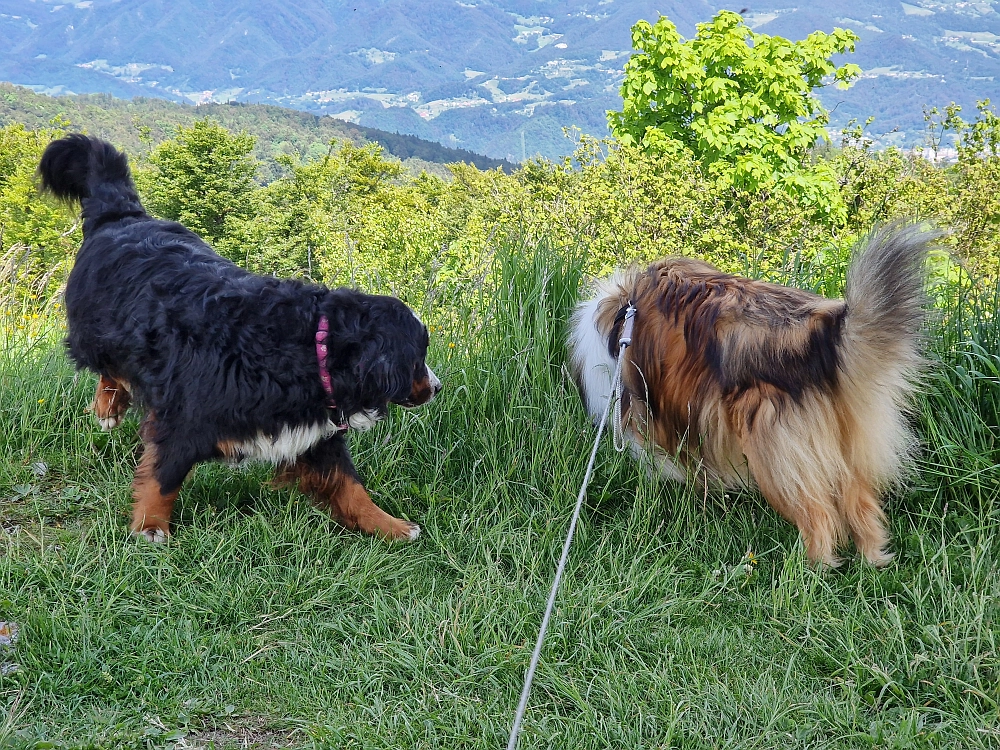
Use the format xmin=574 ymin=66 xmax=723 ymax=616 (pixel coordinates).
xmin=406 ymin=523 xmax=421 ymax=541
xmin=97 ymin=414 xmax=121 ymax=431
xmin=136 ymin=528 xmax=168 ymax=543
xmin=866 ymin=550 xmax=895 ymax=568
xmin=348 ymin=409 xmax=383 ymax=432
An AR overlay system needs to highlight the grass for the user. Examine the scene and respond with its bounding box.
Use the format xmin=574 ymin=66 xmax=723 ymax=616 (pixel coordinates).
xmin=1 ymin=241 xmax=999 ymax=749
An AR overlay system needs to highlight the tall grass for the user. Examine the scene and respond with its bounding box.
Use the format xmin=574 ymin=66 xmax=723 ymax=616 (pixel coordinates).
xmin=1 ymin=239 xmax=999 ymax=748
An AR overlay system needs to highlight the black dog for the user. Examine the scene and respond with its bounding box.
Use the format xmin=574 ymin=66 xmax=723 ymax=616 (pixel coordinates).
xmin=39 ymin=134 xmax=440 ymax=542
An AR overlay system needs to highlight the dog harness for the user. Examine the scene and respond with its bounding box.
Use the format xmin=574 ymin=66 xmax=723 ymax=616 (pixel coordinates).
xmin=316 ymin=315 xmax=349 ymax=431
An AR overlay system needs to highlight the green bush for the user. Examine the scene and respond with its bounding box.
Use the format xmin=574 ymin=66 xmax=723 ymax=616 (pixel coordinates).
xmin=0 ymin=123 xmax=80 ymax=306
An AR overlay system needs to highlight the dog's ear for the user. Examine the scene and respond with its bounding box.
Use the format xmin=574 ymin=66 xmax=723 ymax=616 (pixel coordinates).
xmin=357 ymin=335 xmax=411 ymax=401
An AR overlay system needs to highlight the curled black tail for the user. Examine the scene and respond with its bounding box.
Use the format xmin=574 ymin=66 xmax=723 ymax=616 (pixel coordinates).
xmin=38 ymin=134 xmax=145 ymax=233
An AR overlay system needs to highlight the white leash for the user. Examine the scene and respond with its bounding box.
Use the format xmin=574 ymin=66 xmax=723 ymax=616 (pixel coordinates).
xmin=506 ymin=303 xmax=636 ymax=750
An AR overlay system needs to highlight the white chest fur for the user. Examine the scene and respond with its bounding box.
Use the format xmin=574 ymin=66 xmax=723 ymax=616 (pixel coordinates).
xmin=227 ymin=421 xmax=343 ymax=464
xmin=569 ymin=295 xmax=617 ymax=425
xmin=224 ymin=409 xmax=384 ymax=465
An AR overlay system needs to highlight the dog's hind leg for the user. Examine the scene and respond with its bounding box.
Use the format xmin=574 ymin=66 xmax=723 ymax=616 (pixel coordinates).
xmin=89 ymin=374 xmax=131 ymax=430
xmin=744 ymin=448 xmax=845 ymax=567
xmin=841 ymin=474 xmax=893 ymax=567
xmin=276 ymin=436 xmax=420 ymax=542
xmin=734 ymin=395 xmax=848 ymax=567
xmin=130 ymin=440 xmax=176 ymax=543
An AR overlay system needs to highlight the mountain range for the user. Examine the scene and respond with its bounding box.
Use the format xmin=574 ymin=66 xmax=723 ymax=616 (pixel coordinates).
xmin=1 ymin=0 xmax=998 ymax=160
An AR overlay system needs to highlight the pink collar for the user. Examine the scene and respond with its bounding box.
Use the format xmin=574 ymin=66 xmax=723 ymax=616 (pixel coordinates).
xmin=316 ymin=315 xmax=348 ymax=430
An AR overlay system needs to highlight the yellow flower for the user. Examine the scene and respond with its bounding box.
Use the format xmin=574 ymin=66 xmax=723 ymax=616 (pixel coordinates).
xmin=38 ymin=398 xmax=45 ymax=404
xmin=448 ymin=342 xmax=456 ymax=348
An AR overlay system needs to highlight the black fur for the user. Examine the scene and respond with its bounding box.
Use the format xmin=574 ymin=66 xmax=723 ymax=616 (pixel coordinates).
xmin=38 ymin=133 xmax=145 ymax=235
xmin=717 ymin=306 xmax=847 ymax=403
xmin=40 ymin=134 xmax=435 ymax=500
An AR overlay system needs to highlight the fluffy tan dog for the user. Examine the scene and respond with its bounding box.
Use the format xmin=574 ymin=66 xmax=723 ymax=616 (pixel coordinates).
xmin=570 ymin=227 xmax=934 ymax=567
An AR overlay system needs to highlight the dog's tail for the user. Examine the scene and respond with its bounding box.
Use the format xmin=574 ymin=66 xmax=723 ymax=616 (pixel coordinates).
xmin=38 ymin=134 xmax=145 ymax=233
xmin=844 ymin=224 xmax=934 ymax=374
xmin=839 ymin=224 xmax=936 ymax=487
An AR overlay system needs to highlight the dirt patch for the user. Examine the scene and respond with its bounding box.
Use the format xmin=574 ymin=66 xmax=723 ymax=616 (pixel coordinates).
xmin=178 ymin=716 xmax=301 ymax=749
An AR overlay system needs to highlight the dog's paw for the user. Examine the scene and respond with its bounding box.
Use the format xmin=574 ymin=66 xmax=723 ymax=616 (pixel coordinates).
xmin=382 ymin=520 xmax=421 ymax=542
xmin=97 ymin=414 xmax=122 ymax=431
xmin=865 ymin=549 xmax=895 ymax=568
xmin=820 ymin=555 xmax=843 ymax=569
xmin=134 ymin=527 xmax=168 ymax=544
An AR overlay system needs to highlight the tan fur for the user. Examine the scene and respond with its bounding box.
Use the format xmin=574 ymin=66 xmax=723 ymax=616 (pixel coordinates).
xmin=89 ymin=374 xmax=131 ymax=428
xmin=275 ymin=461 xmax=419 ymax=541
xmin=130 ymin=422 xmax=177 ymax=541
xmin=571 ymin=246 xmax=927 ymax=567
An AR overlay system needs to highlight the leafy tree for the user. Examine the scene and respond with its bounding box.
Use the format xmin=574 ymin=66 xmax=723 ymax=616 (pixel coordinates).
xmin=138 ymin=119 xmax=258 ymax=247
xmin=609 ymin=11 xmax=859 ymax=216
xmin=229 ymin=139 xmax=458 ymax=301
xmin=949 ymin=100 xmax=1000 ymax=265
xmin=834 ymin=119 xmax=949 ymax=235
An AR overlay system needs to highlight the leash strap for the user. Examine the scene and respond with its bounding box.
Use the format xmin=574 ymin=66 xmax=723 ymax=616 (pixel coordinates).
xmin=316 ymin=315 xmax=335 ymax=404
xmin=613 ymin=304 xmax=636 ymax=452
xmin=506 ymin=303 xmax=636 ymax=750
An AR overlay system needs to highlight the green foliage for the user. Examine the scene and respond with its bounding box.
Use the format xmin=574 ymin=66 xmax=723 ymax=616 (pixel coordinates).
xmin=137 ymin=119 xmax=258 ymax=248
xmin=226 ymin=141 xmax=477 ymax=305
xmin=609 ymin=11 xmax=860 ymax=220
xmin=0 ymin=123 xmax=79 ymax=305
xmin=949 ymin=101 xmax=1000 ymax=265
xmin=457 ymin=133 xmax=837 ymax=279
xmin=833 ymin=102 xmax=1000 ymax=274
xmin=2 ymin=107 xmax=1000 ymax=312
xmin=834 ymin=119 xmax=950 ymax=233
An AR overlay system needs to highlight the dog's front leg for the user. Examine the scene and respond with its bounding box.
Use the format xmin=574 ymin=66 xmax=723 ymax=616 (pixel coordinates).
xmin=276 ymin=436 xmax=420 ymax=541
xmin=130 ymin=412 xmax=204 ymax=543
xmin=89 ymin=373 xmax=132 ymax=430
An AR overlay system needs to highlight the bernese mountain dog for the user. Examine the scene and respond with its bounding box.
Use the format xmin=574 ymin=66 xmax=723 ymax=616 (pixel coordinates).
xmin=570 ymin=226 xmax=934 ymax=567
xmin=39 ymin=134 xmax=441 ymax=543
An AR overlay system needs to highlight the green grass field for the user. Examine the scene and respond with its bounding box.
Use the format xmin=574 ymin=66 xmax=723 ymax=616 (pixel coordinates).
xmin=2 ymin=245 xmax=999 ymax=749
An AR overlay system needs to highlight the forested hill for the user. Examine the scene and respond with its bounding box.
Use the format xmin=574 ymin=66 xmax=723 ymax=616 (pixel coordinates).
xmin=0 ymin=83 xmax=516 ymax=179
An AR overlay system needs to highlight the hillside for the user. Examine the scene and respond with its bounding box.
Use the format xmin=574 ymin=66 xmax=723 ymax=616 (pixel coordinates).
xmin=1 ymin=0 xmax=998 ymax=159
xmin=0 ymin=83 xmax=515 ymax=179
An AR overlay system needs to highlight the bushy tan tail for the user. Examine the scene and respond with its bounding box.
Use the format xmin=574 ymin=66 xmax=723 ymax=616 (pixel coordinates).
xmin=840 ymin=224 xmax=936 ymax=491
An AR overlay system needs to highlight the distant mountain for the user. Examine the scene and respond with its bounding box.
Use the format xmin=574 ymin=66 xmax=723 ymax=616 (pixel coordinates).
xmin=1 ymin=0 xmax=998 ymax=160
xmin=0 ymin=83 xmax=516 ymax=178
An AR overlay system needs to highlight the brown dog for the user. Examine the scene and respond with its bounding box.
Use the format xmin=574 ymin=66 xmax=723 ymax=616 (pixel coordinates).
xmin=570 ymin=227 xmax=934 ymax=566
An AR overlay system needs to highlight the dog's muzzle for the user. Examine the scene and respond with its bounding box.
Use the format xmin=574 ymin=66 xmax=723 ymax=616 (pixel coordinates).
xmin=399 ymin=364 xmax=442 ymax=407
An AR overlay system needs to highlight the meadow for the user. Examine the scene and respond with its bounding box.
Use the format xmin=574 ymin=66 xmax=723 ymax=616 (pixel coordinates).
xmin=2 ymin=22 xmax=1000 ymax=742
xmin=2 ymin=235 xmax=1000 ymax=748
